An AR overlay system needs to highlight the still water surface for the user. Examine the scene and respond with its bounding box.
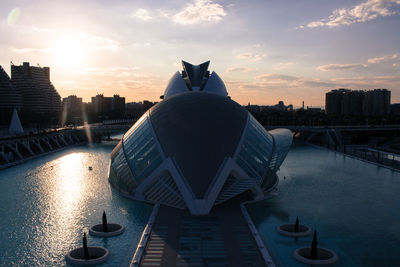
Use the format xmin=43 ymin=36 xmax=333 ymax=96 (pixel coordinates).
xmin=0 ymin=144 xmax=152 ymax=266
xmin=249 ymin=144 xmax=400 ymax=267
xmin=1 ymin=142 xmax=399 ymax=266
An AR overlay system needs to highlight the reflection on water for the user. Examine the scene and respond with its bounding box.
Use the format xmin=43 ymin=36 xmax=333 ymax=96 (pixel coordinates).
xmin=248 ymin=144 xmax=400 ymax=267
xmin=0 ymin=144 xmax=152 ymax=266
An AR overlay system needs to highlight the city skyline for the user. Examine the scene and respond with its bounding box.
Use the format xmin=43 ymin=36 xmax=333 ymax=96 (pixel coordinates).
xmin=1 ymin=0 xmax=400 ymax=106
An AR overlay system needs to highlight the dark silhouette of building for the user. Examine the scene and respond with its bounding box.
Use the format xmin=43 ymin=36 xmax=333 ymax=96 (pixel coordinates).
xmin=62 ymin=95 xmax=83 ymax=125
xmin=326 ymin=88 xmax=349 ymax=115
xmin=326 ymin=88 xmax=390 ymax=116
xmin=362 ymin=89 xmax=391 ymax=116
xmin=111 ymin=94 xmax=125 ymax=118
xmin=126 ymin=100 xmax=156 ymax=119
xmin=90 ymin=94 xmax=125 ymax=119
xmin=391 ymin=103 xmax=400 ymax=116
xmin=10 ymin=62 xmax=61 ymax=124
xmin=0 ymin=65 xmax=22 ymax=125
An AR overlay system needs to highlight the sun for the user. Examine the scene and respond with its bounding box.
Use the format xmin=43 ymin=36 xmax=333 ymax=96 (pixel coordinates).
xmin=52 ymin=37 xmax=85 ymax=68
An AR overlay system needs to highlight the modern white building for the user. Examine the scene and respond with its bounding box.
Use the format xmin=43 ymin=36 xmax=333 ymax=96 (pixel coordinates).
xmin=109 ymin=61 xmax=292 ymax=215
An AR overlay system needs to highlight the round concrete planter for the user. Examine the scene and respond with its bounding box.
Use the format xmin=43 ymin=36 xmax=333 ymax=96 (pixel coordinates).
xmin=89 ymin=223 xmax=125 ymax=237
xmin=65 ymin=246 xmax=109 ymax=265
xmin=277 ymin=224 xmax=312 ymax=237
xmin=294 ymin=247 xmax=338 ymax=265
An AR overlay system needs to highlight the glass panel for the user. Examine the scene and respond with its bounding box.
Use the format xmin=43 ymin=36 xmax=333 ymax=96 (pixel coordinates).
xmin=121 ymin=115 xmax=163 ymax=186
xmin=235 ymin=115 xmax=274 ymax=183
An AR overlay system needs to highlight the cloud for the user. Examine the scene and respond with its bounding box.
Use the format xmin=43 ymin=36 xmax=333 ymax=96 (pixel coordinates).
xmin=273 ymin=62 xmax=295 ymax=70
xmin=236 ymin=52 xmax=266 ymax=61
xmin=78 ymin=33 xmax=120 ymax=52
xmin=226 ymin=67 xmax=253 ymax=73
xmin=332 ymin=75 xmax=400 ymax=88
xmin=133 ymin=8 xmax=152 ymax=21
xmin=253 ymin=73 xmax=340 ymax=88
xmin=317 ymin=63 xmax=366 ymax=71
xmin=368 ymin=56 xmax=385 ymax=63
xmin=79 ymin=66 xmax=141 ymax=78
xmin=256 ymin=73 xmax=298 ymax=82
xmin=173 ymin=0 xmax=227 ymax=25
xmin=304 ymin=0 xmax=400 ymax=28
xmin=10 ymin=47 xmax=51 ymax=53
xmin=31 ymin=26 xmax=56 ymax=33
xmin=368 ymin=52 xmax=399 ymax=63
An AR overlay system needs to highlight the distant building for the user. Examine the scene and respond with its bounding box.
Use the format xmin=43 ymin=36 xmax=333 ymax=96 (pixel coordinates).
xmin=125 ymin=100 xmax=156 ymax=118
xmin=391 ymin=103 xmax=400 ymax=116
xmin=325 ymin=88 xmax=349 ymax=114
xmin=307 ymin=107 xmax=322 ymax=112
xmin=111 ymin=94 xmax=125 ymax=117
xmin=274 ymin=101 xmax=293 ymax=111
xmin=62 ymin=95 xmax=83 ymax=124
xmin=10 ymin=62 xmax=61 ymax=121
xmin=0 ymin=65 xmax=22 ymax=125
xmin=90 ymin=94 xmax=125 ymax=119
xmin=362 ymin=89 xmax=391 ymax=116
xmin=326 ymin=88 xmax=390 ymax=116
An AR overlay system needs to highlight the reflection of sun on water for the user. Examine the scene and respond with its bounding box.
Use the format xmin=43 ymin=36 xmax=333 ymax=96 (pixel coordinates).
xmin=57 ymin=152 xmax=85 ymax=212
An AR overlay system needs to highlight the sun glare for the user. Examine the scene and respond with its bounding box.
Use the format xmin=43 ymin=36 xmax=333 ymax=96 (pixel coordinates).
xmin=53 ymin=38 xmax=85 ymax=68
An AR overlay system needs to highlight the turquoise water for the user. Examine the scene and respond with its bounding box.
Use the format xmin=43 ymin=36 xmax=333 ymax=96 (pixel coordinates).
xmin=248 ymin=144 xmax=400 ymax=266
xmin=0 ymin=144 xmax=152 ymax=266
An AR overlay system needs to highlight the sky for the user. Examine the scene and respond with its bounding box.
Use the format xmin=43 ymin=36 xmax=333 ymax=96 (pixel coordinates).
xmin=1 ymin=0 xmax=400 ymax=107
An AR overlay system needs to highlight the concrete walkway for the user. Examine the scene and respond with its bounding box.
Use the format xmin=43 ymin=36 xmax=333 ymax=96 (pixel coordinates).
xmin=139 ymin=203 xmax=267 ymax=267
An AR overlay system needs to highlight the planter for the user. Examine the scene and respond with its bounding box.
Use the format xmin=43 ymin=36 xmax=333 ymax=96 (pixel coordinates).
xmin=89 ymin=223 xmax=125 ymax=237
xmin=65 ymin=246 xmax=109 ymax=265
xmin=277 ymin=223 xmax=312 ymax=237
xmin=294 ymin=247 xmax=338 ymax=265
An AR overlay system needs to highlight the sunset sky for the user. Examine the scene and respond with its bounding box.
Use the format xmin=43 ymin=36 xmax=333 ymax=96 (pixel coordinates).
xmin=1 ymin=0 xmax=400 ymax=107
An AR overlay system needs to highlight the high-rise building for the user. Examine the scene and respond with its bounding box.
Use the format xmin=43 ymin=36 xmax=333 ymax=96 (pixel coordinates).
xmin=325 ymin=88 xmax=349 ymax=114
xmin=341 ymin=90 xmax=364 ymax=115
xmin=0 ymin=65 xmax=22 ymax=125
xmin=62 ymin=95 xmax=83 ymax=124
xmin=362 ymin=89 xmax=391 ymax=116
xmin=326 ymin=88 xmax=391 ymax=116
xmin=91 ymin=94 xmax=125 ymax=118
xmin=10 ymin=62 xmax=61 ymax=120
xmin=111 ymin=94 xmax=125 ymax=117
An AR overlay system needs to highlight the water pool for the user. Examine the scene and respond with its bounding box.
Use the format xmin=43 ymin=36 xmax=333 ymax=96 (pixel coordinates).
xmin=0 ymin=144 xmax=152 ymax=266
xmin=248 ymin=144 xmax=400 ymax=266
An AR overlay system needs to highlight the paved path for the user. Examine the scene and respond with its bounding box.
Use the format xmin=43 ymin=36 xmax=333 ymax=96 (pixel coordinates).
xmin=140 ymin=203 xmax=266 ymax=267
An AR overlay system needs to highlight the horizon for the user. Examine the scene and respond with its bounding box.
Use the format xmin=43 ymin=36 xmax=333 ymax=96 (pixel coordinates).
xmin=1 ymin=0 xmax=400 ymax=106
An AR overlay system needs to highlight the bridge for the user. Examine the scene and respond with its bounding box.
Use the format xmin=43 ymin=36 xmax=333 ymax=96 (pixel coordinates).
xmin=86 ymin=122 xmax=400 ymax=146
xmin=264 ymin=125 xmax=400 ymax=146
xmin=0 ymin=129 xmax=87 ymax=169
xmin=2 ymin=121 xmax=398 ymax=169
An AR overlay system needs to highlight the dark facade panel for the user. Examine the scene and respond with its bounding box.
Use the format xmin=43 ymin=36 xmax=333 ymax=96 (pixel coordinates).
xmin=149 ymin=92 xmax=248 ymax=198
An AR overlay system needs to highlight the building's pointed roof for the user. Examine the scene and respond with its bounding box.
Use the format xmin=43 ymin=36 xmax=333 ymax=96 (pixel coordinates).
xmin=8 ymin=108 xmax=23 ymax=135
xmin=163 ymin=60 xmax=228 ymax=99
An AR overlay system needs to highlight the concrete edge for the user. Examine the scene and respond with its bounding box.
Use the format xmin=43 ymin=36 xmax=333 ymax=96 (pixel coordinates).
xmin=307 ymin=142 xmax=400 ymax=173
xmin=240 ymin=203 xmax=275 ymax=267
xmin=129 ymin=203 xmax=160 ymax=267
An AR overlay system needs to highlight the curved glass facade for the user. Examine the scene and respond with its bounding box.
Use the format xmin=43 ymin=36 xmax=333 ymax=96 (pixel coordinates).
xmin=108 ymin=60 xmax=293 ymax=215
xmin=235 ymin=114 xmax=274 ymax=184
xmin=109 ymin=113 xmax=163 ymax=195
xmin=109 ymin=141 xmax=137 ymax=195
